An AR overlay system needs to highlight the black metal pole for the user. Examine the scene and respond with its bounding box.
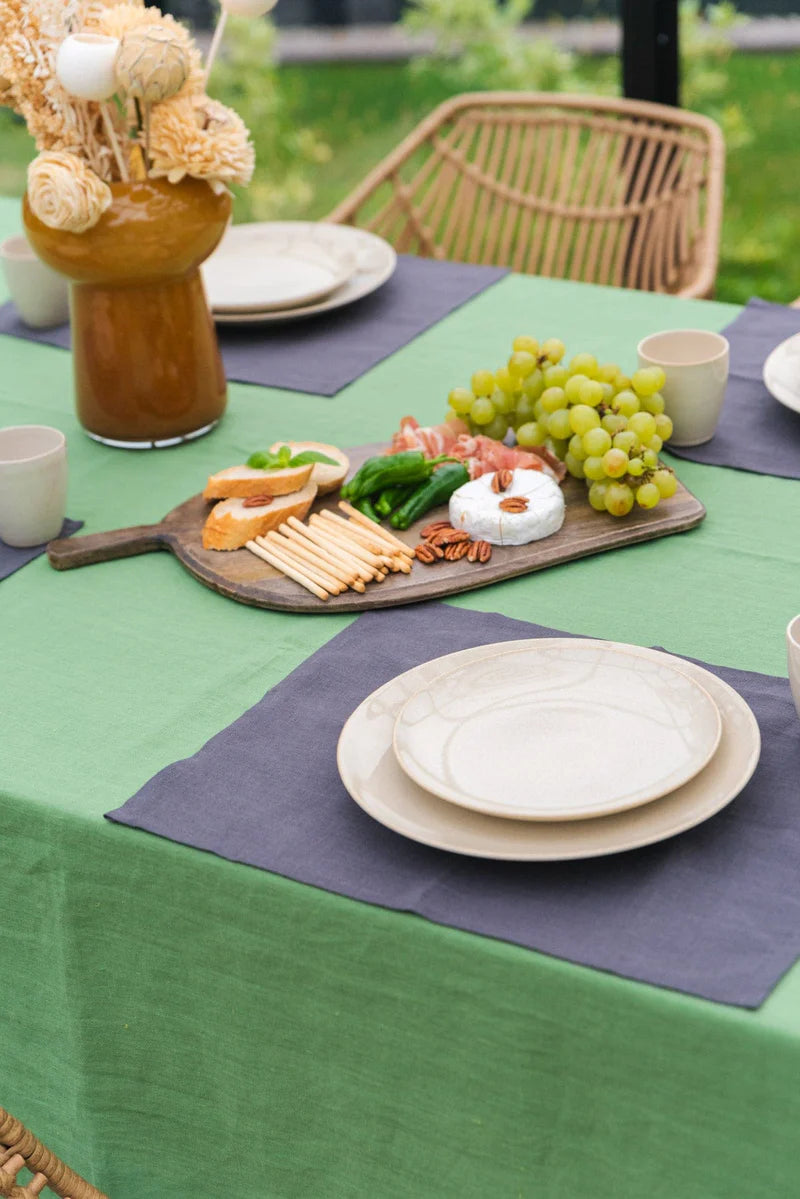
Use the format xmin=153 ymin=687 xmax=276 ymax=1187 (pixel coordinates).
xmin=621 ymin=0 xmax=680 ymax=107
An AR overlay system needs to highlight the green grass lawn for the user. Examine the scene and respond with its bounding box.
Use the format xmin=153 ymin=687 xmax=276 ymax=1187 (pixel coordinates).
xmin=2 ymin=50 xmax=799 ymax=305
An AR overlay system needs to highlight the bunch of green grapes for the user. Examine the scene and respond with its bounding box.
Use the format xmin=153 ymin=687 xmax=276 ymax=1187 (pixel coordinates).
xmin=445 ymin=336 xmax=677 ymax=517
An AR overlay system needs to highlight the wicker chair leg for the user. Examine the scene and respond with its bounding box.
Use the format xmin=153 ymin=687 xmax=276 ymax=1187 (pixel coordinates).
xmin=0 ymin=1112 xmax=107 ymax=1199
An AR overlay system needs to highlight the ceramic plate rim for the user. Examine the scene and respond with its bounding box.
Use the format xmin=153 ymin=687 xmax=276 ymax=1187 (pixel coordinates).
xmin=392 ymin=641 xmax=722 ymax=822
xmin=337 ymin=639 xmax=760 ymax=861
xmin=763 ymin=333 xmax=800 ymax=416
xmin=204 ymin=226 xmax=357 ymax=313
xmin=209 ymin=222 xmax=397 ymax=325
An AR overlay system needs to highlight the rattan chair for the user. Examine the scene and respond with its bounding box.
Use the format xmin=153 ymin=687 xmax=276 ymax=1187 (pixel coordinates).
xmin=328 ymin=92 xmax=725 ymax=299
xmin=0 ymin=1108 xmax=107 ymax=1199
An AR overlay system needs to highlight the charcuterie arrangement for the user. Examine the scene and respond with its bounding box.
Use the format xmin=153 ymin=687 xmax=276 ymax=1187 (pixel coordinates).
xmin=47 ymin=333 xmax=704 ymax=610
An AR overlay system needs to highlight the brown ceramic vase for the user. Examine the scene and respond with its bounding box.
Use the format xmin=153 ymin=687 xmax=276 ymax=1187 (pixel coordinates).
xmin=23 ymin=177 xmax=231 ymax=448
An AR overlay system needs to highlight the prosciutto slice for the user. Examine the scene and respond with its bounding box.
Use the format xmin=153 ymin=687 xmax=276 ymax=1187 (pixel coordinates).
xmin=387 ymin=416 xmax=566 ymax=484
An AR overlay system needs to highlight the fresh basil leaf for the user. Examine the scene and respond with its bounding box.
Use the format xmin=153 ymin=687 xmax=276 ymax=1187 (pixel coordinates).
xmin=288 ymin=451 xmax=340 ymax=467
xmin=277 ymin=444 xmax=292 ymax=467
xmin=246 ymin=451 xmax=281 ymax=469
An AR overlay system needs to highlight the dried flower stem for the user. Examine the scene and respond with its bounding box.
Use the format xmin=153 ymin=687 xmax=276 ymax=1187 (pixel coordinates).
xmin=100 ymin=101 xmax=129 ymax=181
xmin=203 ymin=8 xmax=227 ymax=85
xmin=144 ymin=99 xmax=151 ymax=173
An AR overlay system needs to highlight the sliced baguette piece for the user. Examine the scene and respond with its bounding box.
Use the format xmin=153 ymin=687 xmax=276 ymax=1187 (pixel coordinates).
xmin=268 ymin=440 xmax=349 ymax=496
xmin=202 ymin=483 xmax=317 ymax=551
xmin=203 ymin=462 xmax=313 ymax=501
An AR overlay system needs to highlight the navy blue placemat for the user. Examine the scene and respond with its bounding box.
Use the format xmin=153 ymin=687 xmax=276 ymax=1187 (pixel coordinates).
xmin=0 ymin=256 xmax=507 ymax=397
xmin=107 ymin=603 xmax=800 ymax=1008
xmin=0 ymin=518 xmax=82 ymax=581
xmin=669 ymin=298 xmax=800 ymax=479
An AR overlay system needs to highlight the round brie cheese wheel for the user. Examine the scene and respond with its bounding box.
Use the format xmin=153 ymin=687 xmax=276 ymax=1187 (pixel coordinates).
xmin=449 ymin=470 xmax=565 ymax=546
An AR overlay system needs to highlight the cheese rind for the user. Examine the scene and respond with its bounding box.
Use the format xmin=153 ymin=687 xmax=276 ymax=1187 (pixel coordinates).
xmin=449 ymin=470 xmax=565 ymax=546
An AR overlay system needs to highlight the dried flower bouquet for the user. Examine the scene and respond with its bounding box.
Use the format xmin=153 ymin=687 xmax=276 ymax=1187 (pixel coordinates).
xmin=0 ymin=0 xmax=256 ymax=233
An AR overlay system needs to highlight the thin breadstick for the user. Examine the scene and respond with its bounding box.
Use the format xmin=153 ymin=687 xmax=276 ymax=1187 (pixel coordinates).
xmin=341 ymin=517 xmax=413 ymax=564
xmin=274 ymin=526 xmax=365 ymax=591
xmin=285 ymin=517 xmax=377 ymax=582
xmin=316 ymin=516 xmax=395 ymax=567
xmin=245 ymin=540 xmax=328 ymax=601
xmin=338 ymin=501 xmax=414 ymax=554
xmin=318 ymin=516 xmax=397 ymax=567
xmin=344 ymin=514 xmax=413 ymax=558
xmin=261 ymin=537 xmax=344 ymax=596
xmin=319 ymin=510 xmax=393 ymax=555
xmin=258 ymin=535 xmax=345 ymax=595
xmin=314 ymin=518 xmax=411 ymax=577
xmin=306 ymin=519 xmax=387 ymax=579
xmin=264 ymin=532 xmax=364 ymax=594
xmin=286 ymin=518 xmax=379 ymax=583
xmin=256 ymin=538 xmax=341 ymax=596
xmin=309 ymin=515 xmax=386 ymax=569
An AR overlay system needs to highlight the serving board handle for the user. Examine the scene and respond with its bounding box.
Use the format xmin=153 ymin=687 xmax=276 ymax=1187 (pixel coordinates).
xmin=47 ymin=523 xmax=170 ymax=570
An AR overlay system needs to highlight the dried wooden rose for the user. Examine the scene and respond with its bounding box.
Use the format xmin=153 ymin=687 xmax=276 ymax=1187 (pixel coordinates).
xmin=27 ymin=151 xmax=112 ymax=234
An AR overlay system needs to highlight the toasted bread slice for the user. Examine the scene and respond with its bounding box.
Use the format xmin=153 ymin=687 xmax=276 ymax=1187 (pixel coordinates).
xmin=203 ymin=462 xmax=314 ymax=501
xmin=268 ymin=440 xmax=349 ymax=496
xmin=202 ymin=483 xmax=317 ymax=551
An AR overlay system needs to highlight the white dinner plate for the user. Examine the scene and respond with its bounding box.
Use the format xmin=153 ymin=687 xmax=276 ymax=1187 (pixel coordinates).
xmin=393 ymin=641 xmax=722 ymax=822
xmin=337 ymin=640 xmax=759 ymax=861
xmin=763 ymin=332 xmax=800 ymax=417
xmin=203 ymin=224 xmax=357 ymax=312
xmin=206 ymin=222 xmax=397 ymax=324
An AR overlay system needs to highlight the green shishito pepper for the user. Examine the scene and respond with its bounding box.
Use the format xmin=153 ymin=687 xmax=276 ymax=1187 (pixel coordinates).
xmin=390 ymin=462 xmax=470 ymax=529
xmin=374 ymin=484 xmax=416 ymax=517
xmin=353 ymin=496 xmax=381 ymax=523
xmin=341 ymin=451 xmax=454 ymax=503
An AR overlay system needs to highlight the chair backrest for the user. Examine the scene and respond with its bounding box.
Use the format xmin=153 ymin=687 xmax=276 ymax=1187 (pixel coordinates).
xmin=0 ymin=1108 xmax=108 ymax=1199
xmin=328 ymin=92 xmax=725 ymax=299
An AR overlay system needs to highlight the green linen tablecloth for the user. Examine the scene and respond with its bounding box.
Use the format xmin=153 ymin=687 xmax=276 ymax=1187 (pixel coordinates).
xmin=1 ymin=194 xmax=799 ymax=1198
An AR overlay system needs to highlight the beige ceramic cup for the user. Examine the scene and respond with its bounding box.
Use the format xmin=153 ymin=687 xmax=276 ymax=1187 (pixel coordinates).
xmin=788 ymin=616 xmax=800 ymax=722
xmin=638 ymin=329 xmax=730 ymax=447
xmin=0 ymin=425 xmax=67 ymax=547
xmin=0 ymin=234 xmax=70 ymax=329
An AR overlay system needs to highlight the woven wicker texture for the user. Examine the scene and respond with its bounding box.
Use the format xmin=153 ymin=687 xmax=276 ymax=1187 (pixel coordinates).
xmin=328 ymin=92 xmax=725 ymax=299
xmin=0 ymin=1110 xmax=107 ymax=1199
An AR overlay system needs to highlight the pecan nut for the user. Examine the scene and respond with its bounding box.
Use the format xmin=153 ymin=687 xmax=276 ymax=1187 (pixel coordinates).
xmin=444 ymin=540 xmax=470 ymax=561
xmin=491 ymin=469 xmax=514 ymax=493
xmin=498 ymin=496 xmax=529 ymax=513
xmin=414 ymin=543 xmax=437 ymax=564
xmin=420 ymin=519 xmax=453 ymax=540
xmin=431 ymin=528 xmax=471 ymax=546
xmin=467 ymin=539 xmax=492 ymax=564
xmin=242 ymin=494 xmax=274 ymax=508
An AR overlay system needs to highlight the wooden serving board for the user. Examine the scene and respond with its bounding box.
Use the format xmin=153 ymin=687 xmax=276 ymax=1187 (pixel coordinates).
xmin=47 ymin=443 xmax=705 ymax=613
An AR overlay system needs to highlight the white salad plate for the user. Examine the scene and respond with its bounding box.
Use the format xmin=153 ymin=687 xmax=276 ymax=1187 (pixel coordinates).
xmin=205 ymin=222 xmax=397 ymax=324
xmin=393 ymin=641 xmax=722 ymax=822
xmin=203 ymin=223 xmax=357 ymax=313
xmin=337 ymin=640 xmax=760 ymax=862
xmin=763 ymin=332 xmax=800 ymax=417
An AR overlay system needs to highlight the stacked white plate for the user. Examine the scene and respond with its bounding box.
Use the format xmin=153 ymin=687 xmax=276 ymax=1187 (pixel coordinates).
xmin=337 ymin=639 xmax=761 ymax=861
xmin=202 ymin=221 xmax=397 ymax=325
xmin=763 ymin=332 xmax=800 ymax=416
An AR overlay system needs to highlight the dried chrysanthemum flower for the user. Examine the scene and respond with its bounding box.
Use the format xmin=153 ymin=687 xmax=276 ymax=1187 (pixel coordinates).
xmin=0 ymin=0 xmax=115 ymax=176
xmin=28 ymin=150 xmax=113 ymax=233
xmin=148 ymin=93 xmax=254 ymax=187
xmin=86 ymin=4 xmax=203 ymax=92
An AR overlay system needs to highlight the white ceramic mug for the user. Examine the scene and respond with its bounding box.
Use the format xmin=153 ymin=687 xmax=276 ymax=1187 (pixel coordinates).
xmin=788 ymin=616 xmax=800 ymax=722
xmin=0 ymin=425 xmax=67 ymax=547
xmin=638 ymin=329 xmax=730 ymax=447
xmin=0 ymin=235 xmax=70 ymax=329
